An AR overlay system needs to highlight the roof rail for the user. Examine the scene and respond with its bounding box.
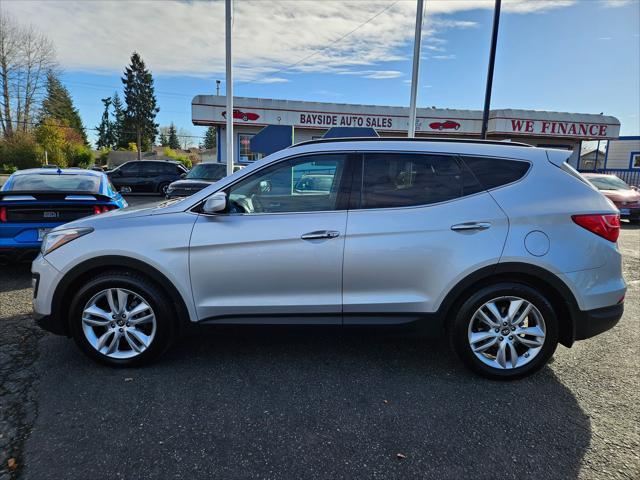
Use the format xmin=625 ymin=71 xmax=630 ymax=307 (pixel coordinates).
xmin=291 ymin=137 xmax=533 ymax=148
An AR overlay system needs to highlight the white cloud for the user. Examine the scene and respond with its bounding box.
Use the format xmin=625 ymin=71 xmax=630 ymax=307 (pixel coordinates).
xmin=600 ymin=0 xmax=634 ymax=7
xmin=431 ymin=54 xmax=457 ymax=60
xmin=1 ymin=0 xmax=577 ymax=82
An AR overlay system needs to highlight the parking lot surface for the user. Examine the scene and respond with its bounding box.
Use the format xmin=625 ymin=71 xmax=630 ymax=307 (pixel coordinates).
xmin=0 ymin=196 xmax=638 ymax=479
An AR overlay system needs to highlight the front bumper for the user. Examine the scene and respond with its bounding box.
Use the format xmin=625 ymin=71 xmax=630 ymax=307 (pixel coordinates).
xmin=574 ymin=303 xmax=624 ymax=340
xmin=31 ymin=253 xmax=66 ymax=333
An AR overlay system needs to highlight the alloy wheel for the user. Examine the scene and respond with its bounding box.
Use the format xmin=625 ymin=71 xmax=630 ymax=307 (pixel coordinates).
xmin=81 ymin=288 xmax=157 ymax=359
xmin=467 ymin=296 xmax=546 ymax=370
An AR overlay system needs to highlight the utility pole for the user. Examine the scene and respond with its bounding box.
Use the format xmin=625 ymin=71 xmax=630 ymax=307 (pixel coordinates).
xmin=225 ymin=0 xmax=234 ymax=175
xmin=481 ymin=0 xmax=501 ymax=139
xmin=408 ymin=0 xmax=424 ymax=138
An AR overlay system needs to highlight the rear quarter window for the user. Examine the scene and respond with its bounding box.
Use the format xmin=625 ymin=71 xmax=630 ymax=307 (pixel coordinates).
xmin=461 ymin=156 xmax=530 ymax=190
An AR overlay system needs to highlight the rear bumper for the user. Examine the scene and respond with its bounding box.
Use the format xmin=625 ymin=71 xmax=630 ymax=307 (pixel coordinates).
xmin=574 ymin=303 xmax=624 ymax=341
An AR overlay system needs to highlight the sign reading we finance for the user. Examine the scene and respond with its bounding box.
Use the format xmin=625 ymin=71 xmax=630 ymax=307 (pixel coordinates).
xmin=495 ymin=118 xmax=618 ymax=139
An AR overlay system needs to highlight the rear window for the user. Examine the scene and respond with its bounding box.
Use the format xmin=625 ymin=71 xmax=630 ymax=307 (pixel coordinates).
xmin=462 ymin=156 xmax=530 ymax=190
xmin=585 ymin=175 xmax=631 ymax=191
xmin=8 ymin=174 xmax=101 ymax=192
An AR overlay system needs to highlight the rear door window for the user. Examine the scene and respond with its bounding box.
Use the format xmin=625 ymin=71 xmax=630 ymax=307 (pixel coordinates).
xmin=359 ymin=153 xmax=482 ymax=209
xmin=461 ymin=156 xmax=530 ymax=190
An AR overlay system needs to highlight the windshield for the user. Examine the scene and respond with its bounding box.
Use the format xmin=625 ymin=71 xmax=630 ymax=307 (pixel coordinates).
xmin=587 ymin=176 xmax=631 ymax=191
xmin=8 ymin=173 xmax=101 ymax=192
xmin=187 ymin=163 xmax=226 ymax=181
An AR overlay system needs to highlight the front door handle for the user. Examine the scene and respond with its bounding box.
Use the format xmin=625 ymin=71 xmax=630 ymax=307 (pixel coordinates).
xmin=451 ymin=222 xmax=491 ymax=232
xmin=301 ymin=230 xmax=341 ymax=240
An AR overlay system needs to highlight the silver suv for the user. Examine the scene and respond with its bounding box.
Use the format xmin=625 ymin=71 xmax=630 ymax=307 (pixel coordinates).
xmin=32 ymin=139 xmax=626 ymax=379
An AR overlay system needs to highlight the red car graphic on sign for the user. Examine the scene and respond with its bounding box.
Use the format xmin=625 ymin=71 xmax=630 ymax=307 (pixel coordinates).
xmin=221 ymin=109 xmax=260 ymax=122
xmin=429 ymin=120 xmax=461 ymax=131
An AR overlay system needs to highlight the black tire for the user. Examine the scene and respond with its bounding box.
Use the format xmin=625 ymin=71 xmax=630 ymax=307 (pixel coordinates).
xmin=158 ymin=182 xmax=170 ymax=196
xmin=449 ymin=282 xmax=559 ymax=380
xmin=69 ymin=271 xmax=175 ymax=367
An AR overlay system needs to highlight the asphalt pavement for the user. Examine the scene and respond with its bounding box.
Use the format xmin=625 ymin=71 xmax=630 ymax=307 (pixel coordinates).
xmin=0 ymin=196 xmax=638 ymax=480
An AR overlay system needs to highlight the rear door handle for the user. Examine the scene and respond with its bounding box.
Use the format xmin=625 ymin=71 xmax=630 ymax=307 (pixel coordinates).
xmin=451 ymin=222 xmax=491 ymax=232
xmin=301 ymin=230 xmax=341 ymax=240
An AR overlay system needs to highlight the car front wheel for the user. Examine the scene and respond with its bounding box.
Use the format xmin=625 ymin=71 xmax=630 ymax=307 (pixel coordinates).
xmin=69 ymin=272 xmax=175 ymax=367
xmin=450 ymin=283 xmax=559 ymax=380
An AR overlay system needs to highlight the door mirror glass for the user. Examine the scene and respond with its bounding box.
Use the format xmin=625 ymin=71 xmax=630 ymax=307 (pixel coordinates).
xmin=202 ymin=192 xmax=227 ymax=214
xmin=180 ymin=172 xmax=187 ymax=179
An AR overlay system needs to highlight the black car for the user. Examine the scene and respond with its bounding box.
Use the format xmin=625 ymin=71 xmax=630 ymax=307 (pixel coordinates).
xmin=107 ymin=160 xmax=188 ymax=195
xmin=165 ymin=163 xmax=228 ymax=199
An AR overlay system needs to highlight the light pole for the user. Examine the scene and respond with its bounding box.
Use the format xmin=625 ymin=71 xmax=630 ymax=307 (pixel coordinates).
xmin=481 ymin=0 xmax=501 ymax=139
xmin=408 ymin=0 xmax=424 ymax=138
xmin=225 ymin=0 xmax=234 ymax=175
xmin=216 ymin=79 xmax=221 ymax=96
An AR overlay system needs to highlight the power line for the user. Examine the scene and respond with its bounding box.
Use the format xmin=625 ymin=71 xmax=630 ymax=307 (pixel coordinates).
xmin=235 ymin=0 xmax=400 ymax=88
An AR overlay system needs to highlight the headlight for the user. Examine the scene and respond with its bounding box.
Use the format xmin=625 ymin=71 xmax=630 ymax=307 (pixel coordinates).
xmin=41 ymin=227 xmax=93 ymax=256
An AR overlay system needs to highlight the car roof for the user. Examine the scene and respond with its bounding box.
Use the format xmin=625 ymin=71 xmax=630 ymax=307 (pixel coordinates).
xmin=12 ymin=167 xmax=105 ymax=177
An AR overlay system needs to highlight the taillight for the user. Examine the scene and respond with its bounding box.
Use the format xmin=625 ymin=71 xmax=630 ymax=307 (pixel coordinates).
xmin=572 ymin=213 xmax=620 ymax=242
xmin=0 ymin=206 xmax=6 ymax=223
xmin=93 ymin=205 xmax=114 ymax=215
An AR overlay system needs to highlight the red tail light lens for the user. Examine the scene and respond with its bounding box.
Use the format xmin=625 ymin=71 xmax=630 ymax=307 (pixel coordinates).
xmin=572 ymin=213 xmax=620 ymax=242
xmin=0 ymin=206 xmax=6 ymax=223
xmin=93 ymin=205 xmax=113 ymax=215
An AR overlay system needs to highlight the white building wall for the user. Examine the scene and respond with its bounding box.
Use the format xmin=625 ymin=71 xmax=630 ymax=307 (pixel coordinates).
xmin=605 ymin=138 xmax=640 ymax=169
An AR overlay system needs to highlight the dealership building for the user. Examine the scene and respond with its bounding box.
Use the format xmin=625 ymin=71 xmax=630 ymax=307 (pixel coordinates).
xmin=191 ymin=95 xmax=621 ymax=168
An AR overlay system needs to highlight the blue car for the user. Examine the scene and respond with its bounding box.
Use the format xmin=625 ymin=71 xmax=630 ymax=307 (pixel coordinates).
xmin=0 ymin=167 xmax=127 ymax=261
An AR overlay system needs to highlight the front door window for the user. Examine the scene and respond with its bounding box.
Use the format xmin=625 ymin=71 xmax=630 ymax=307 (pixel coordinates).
xmin=227 ymin=154 xmax=346 ymax=214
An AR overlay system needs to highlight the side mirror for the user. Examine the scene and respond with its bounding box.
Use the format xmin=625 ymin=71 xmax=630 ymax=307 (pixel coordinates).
xmin=180 ymin=172 xmax=187 ymax=179
xmin=202 ymin=192 xmax=227 ymax=214
xmin=631 ymin=185 xmax=639 ymax=191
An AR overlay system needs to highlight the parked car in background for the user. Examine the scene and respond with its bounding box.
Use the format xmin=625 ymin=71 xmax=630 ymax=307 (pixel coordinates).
xmin=1 ymin=167 xmax=126 ymax=262
xmin=32 ymin=139 xmax=625 ymax=379
xmin=582 ymin=173 xmax=640 ymax=223
xmin=166 ymin=163 xmax=227 ymax=199
xmin=107 ymin=160 xmax=188 ymax=196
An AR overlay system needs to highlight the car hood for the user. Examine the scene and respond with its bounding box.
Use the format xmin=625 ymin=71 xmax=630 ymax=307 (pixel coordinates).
xmin=599 ymin=189 xmax=640 ymax=202
xmin=168 ymin=179 xmax=215 ymax=189
xmin=53 ymin=199 xmax=186 ymax=231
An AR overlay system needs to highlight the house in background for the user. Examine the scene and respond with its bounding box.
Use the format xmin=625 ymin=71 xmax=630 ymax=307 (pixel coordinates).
xmin=579 ymin=146 xmax=607 ymax=171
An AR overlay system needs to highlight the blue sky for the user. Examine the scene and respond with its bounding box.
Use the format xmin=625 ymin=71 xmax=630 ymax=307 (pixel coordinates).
xmin=4 ymin=0 xmax=639 ymax=146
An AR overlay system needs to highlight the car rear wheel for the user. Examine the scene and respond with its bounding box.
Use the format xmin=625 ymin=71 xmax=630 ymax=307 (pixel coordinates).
xmin=450 ymin=283 xmax=559 ymax=380
xmin=69 ymin=272 xmax=175 ymax=367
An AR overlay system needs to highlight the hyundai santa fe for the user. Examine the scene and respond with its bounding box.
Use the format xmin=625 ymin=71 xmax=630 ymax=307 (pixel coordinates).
xmin=31 ymin=139 xmax=626 ymax=379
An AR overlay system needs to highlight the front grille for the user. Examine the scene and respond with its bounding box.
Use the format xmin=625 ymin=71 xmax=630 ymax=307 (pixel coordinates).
xmin=5 ymin=205 xmax=95 ymax=223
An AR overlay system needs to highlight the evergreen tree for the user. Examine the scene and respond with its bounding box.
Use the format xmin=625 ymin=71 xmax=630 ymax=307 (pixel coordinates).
xmin=159 ymin=130 xmax=169 ymax=147
xmin=201 ymin=126 xmax=216 ymax=150
xmin=167 ymin=123 xmax=180 ymax=150
xmin=121 ymin=52 xmax=159 ymax=158
xmin=40 ymin=72 xmax=88 ymax=145
xmin=111 ymin=92 xmax=125 ymax=149
xmin=95 ymin=96 xmax=113 ymax=149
